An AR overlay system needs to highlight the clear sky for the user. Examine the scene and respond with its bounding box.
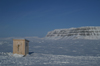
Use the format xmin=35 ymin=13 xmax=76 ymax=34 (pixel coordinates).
xmin=0 ymin=0 xmax=100 ymax=38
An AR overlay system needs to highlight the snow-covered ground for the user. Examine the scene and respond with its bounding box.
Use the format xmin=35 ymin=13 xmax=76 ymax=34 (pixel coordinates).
xmin=0 ymin=37 xmax=100 ymax=66
xmin=0 ymin=52 xmax=100 ymax=66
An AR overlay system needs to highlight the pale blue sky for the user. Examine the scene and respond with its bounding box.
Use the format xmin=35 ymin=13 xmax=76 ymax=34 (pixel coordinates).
xmin=0 ymin=0 xmax=100 ymax=38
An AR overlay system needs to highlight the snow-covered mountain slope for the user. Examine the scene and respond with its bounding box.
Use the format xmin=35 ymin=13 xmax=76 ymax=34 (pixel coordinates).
xmin=46 ymin=26 xmax=100 ymax=40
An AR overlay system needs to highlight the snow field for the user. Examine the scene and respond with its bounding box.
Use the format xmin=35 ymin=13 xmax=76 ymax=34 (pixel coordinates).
xmin=0 ymin=37 xmax=100 ymax=66
xmin=0 ymin=52 xmax=100 ymax=66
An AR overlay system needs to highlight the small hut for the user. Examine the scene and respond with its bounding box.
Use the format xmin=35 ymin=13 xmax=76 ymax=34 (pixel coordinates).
xmin=13 ymin=39 xmax=29 ymax=56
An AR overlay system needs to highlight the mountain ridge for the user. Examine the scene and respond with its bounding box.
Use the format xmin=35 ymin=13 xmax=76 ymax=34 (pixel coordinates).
xmin=46 ymin=26 xmax=100 ymax=40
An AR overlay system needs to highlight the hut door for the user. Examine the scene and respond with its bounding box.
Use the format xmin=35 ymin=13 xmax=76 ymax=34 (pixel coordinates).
xmin=17 ymin=44 xmax=22 ymax=54
xmin=18 ymin=45 xmax=20 ymax=54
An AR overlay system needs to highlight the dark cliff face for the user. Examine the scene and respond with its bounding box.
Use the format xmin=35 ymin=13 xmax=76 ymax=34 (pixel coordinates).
xmin=46 ymin=26 xmax=100 ymax=39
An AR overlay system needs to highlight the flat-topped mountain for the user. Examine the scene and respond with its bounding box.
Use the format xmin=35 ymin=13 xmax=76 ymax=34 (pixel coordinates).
xmin=46 ymin=26 xmax=100 ymax=39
